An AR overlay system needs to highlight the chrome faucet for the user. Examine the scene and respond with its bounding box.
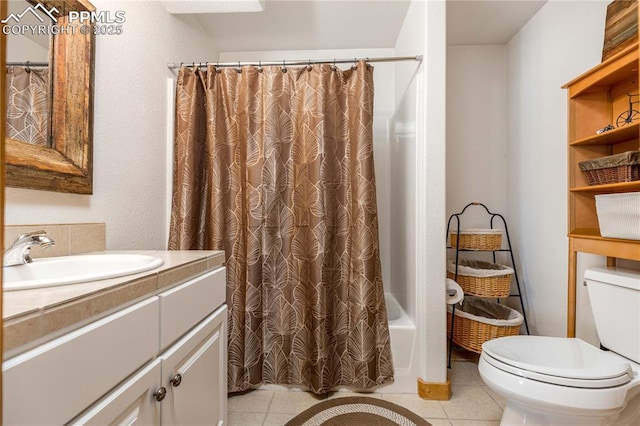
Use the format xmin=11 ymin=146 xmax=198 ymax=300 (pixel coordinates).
xmin=3 ymin=230 xmax=55 ymax=267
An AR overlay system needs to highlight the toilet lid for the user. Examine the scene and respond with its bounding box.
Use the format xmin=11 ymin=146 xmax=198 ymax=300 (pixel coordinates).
xmin=482 ymin=336 xmax=633 ymax=389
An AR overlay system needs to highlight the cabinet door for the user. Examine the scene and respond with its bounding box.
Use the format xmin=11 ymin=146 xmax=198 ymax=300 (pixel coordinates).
xmin=69 ymin=359 xmax=162 ymax=425
xmin=160 ymin=305 xmax=227 ymax=426
xmin=3 ymin=297 xmax=159 ymax=425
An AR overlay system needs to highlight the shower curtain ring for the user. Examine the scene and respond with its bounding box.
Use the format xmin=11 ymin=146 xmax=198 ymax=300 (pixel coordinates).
xmin=282 ymin=59 xmax=287 ymax=73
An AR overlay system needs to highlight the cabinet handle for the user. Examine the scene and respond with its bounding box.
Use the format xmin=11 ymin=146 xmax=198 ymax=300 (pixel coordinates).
xmin=170 ymin=373 xmax=183 ymax=387
xmin=154 ymin=387 xmax=167 ymax=402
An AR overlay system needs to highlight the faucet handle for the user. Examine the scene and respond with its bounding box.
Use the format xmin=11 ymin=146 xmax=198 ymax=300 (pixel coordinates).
xmin=16 ymin=230 xmax=47 ymax=241
xmin=4 ymin=230 xmax=54 ymax=266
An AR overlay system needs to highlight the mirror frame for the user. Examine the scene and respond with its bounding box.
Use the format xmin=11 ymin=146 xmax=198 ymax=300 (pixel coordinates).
xmin=5 ymin=0 xmax=95 ymax=194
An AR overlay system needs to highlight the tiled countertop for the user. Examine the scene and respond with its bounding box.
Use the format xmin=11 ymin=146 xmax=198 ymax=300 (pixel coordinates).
xmin=3 ymin=250 xmax=225 ymax=356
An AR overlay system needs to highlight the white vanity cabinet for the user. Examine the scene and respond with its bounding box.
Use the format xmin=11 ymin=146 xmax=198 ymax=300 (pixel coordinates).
xmin=70 ymin=305 xmax=227 ymax=426
xmin=3 ymin=266 xmax=227 ymax=426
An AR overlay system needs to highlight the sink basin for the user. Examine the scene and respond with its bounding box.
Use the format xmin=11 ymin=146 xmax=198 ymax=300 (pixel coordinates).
xmin=3 ymin=254 xmax=164 ymax=291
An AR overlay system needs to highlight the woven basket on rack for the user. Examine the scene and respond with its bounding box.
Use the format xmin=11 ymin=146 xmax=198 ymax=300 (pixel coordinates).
xmin=449 ymin=229 xmax=502 ymax=251
xmin=447 ymin=259 xmax=513 ymax=298
xmin=447 ymin=296 xmax=523 ymax=354
xmin=578 ymin=150 xmax=640 ymax=186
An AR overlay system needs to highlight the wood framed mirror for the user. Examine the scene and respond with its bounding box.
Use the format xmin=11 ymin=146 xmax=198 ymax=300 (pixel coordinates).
xmin=4 ymin=0 xmax=94 ymax=194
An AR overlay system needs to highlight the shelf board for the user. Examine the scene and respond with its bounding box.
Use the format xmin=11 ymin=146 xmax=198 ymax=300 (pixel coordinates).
xmin=569 ymin=229 xmax=640 ymax=260
xmin=562 ymin=43 xmax=638 ymax=97
xmin=570 ymin=180 xmax=640 ymax=193
xmin=571 ymin=228 xmax=638 ymax=242
xmin=570 ymin=123 xmax=639 ymax=146
xmin=570 ymin=228 xmax=609 ymax=239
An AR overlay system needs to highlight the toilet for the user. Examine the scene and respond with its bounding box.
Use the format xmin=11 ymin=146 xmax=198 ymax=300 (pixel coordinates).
xmin=478 ymin=267 xmax=640 ymax=425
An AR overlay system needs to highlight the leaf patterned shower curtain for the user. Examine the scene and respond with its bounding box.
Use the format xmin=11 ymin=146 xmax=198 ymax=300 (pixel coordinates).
xmin=6 ymin=66 xmax=50 ymax=147
xmin=168 ymin=61 xmax=393 ymax=394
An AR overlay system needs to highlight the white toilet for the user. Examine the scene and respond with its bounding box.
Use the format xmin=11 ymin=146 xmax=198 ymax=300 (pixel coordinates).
xmin=478 ymin=267 xmax=640 ymax=425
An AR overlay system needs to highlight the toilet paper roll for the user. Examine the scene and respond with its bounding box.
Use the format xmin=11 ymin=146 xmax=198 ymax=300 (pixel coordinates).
xmin=446 ymin=278 xmax=464 ymax=305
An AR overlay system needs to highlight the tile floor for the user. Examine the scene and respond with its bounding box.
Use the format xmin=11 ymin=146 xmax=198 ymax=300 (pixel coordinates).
xmin=227 ymin=350 xmax=505 ymax=425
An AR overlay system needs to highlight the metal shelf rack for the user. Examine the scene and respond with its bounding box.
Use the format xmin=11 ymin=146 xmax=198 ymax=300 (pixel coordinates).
xmin=446 ymin=202 xmax=530 ymax=367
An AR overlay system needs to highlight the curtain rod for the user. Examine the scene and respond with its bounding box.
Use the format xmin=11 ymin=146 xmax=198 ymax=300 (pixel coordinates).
xmin=6 ymin=61 xmax=48 ymax=67
xmin=167 ymin=55 xmax=422 ymax=70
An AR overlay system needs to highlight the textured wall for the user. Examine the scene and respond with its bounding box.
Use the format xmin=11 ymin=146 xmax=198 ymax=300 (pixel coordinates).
xmin=506 ymin=0 xmax=610 ymax=341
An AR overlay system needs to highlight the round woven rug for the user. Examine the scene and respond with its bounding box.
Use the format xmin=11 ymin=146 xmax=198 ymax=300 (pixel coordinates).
xmin=284 ymin=396 xmax=433 ymax=426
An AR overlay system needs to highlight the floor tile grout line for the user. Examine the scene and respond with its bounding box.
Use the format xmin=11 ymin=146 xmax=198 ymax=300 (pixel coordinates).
xmin=261 ymin=391 xmax=275 ymax=426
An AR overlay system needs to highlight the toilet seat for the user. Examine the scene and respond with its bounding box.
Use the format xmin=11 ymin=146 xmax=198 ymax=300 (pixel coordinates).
xmin=482 ymin=336 xmax=634 ymax=389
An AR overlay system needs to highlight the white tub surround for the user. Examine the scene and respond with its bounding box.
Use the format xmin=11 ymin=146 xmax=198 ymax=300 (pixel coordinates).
xmin=380 ymin=293 xmax=418 ymax=394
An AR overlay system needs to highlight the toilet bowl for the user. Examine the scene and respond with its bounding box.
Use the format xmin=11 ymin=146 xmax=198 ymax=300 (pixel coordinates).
xmin=479 ymin=336 xmax=640 ymax=425
xmin=478 ymin=267 xmax=640 ymax=425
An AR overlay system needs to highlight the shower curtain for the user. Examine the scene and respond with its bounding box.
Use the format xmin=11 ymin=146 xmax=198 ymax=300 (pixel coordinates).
xmin=6 ymin=66 xmax=50 ymax=147
xmin=168 ymin=61 xmax=393 ymax=394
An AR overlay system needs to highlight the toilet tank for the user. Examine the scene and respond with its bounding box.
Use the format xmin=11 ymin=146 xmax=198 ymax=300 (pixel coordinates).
xmin=585 ymin=267 xmax=640 ymax=364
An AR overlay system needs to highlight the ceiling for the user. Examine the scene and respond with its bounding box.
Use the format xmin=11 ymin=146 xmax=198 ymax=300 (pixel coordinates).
xmin=447 ymin=0 xmax=548 ymax=46
xmin=174 ymin=0 xmax=549 ymax=53
xmin=193 ymin=1 xmax=412 ymax=52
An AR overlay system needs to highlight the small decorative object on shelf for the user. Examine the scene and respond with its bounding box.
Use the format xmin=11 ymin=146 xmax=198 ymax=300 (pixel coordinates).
xmin=616 ymin=92 xmax=639 ymax=127
xmin=446 ymin=202 xmax=529 ymax=367
xmin=596 ymin=124 xmax=615 ymax=134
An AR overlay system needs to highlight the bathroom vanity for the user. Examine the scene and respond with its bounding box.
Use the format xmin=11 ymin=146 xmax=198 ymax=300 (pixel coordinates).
xmin=2 ymin=250 xmax=227 ymax=425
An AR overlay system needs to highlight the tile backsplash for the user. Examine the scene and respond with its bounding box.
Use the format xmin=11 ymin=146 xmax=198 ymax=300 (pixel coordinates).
xmin=4 ymin=223 xmax=106 ymax=258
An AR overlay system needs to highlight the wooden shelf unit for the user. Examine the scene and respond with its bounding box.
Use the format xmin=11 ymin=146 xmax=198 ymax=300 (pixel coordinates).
xmin=562 ymin=43 xmax=640 ymax=338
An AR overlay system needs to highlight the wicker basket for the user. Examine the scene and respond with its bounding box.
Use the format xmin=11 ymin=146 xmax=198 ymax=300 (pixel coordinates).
xmin=595 ymin=192 xmax=640 ymax=240
xmin=447 ymin=259 xmax=513 ymax=298
xmin=447 ymin=296 xmax=523 ymax=354
xmin=579 ymin=151 xmax=640 ymax=186
xmin=449 ymin=229 xmax=502 ymax=251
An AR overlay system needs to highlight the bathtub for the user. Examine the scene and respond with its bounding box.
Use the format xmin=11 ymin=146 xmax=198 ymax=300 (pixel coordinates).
xmin=260 ymin=292 xmax=418 ymax=394
xmin=381 ymin=293 xmax=418 ymax=393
